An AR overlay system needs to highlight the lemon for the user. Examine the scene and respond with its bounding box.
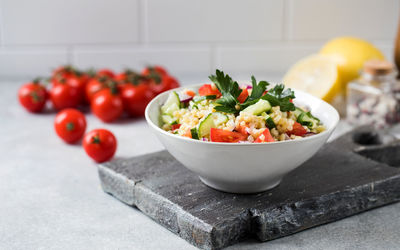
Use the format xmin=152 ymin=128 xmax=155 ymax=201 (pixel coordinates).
xmin=283 ymin=54 xmax=341 ymax=103
xmin=319 ymin=37 xmax=385 ymax=86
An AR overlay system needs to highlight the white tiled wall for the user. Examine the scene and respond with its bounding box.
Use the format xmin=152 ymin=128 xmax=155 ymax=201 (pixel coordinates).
xmin=0 ymin=0 xmax=398 ymax=83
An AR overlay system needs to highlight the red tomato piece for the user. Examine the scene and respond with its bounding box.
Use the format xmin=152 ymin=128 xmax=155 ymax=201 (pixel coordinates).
xmin=287 ymin=122 xmax=307 ymax=137
xmin=255 ymin=128 xmax=275 ymax=143
xmin=237 ymin=88 xmax=249 ymax=103
xmin=18 ymin=80 xmax=48 ymax=113
xmin=210 ymin=128 xmax=247 ymax=143
xmin=54 ymin=109 xmax=86 ymax=143
xmin=185 ymin=90 xmax=196 ymax=97
xmin=198 ymin=84 xmax=221 ymax=97
xmin=237 ymin=126 xmax=248 ymax=136
xmin=83 ymin=129 xmax=117 ymax=163
xmin=171 ymin=124 xmax=181 ymax=130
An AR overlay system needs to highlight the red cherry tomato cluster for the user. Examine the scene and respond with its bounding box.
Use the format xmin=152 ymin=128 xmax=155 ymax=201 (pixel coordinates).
xmin=18 ymin=65 xmax=180 ymax=122
xmin=18 ymin=65 xmax=177 ymax=163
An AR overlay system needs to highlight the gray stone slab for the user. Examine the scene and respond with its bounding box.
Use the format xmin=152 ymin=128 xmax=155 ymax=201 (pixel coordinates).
xmin=98 ymin=129 xmax=400 ymax=250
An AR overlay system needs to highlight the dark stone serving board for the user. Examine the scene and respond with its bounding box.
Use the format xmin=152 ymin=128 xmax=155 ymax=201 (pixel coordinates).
xmin=98 ymin=129 xmax=400 ymax=250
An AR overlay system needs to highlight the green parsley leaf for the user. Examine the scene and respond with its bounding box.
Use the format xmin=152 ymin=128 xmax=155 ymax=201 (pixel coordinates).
xmin=207 ymin=70 xmax=295 ymax=113
xmin=209 ymin=70 xmax=242 ymax=113
xmin=261 ymin=84 xmax=295 ymax=112
xmin=240 ymin=76 xmax=269 ymax=109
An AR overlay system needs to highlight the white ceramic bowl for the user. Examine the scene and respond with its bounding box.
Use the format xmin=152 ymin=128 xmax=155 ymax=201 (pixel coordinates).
xmin=145 ymin=84 xmax=339 ymax=193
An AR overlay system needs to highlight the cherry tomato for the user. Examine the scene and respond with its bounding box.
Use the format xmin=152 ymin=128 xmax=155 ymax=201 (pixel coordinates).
xmin=91 ymin=87 xmax=123 ymax=122
xmin=50 ymin=83 xmax=81 ymax=110
xmin=237 ymin=88 xmax=249 ymax=103
xmin=85 ymin=77 xmax=108 ymax=102
xmin=114 ymin=70 xmax=139 ymax=83
xmin=54 ymin=109 xmax=86 ymax=143
xmin=210 ymin=128 xmax=247 ymax=143
xmin=255 ymin=128 xmax=275 ymax=143
xmin=149 ymin=75 xmax=180 ymax=95
xmin=51 ymin=65 xmax=79 ymax=86
xmin=287 ymin=122 xmax=307 ymax=137
xmin=66 ymin=75 xmax=87 ymax=103
xmin=121 ymin=84 xmax=154 ymax=117
xmin=97 ymin=69 xmax=115 ymax=79
xmin=198 ymin=84 xmax=221 ymax=97
xmin=142 ymin=65 xmax=168 ymax=77
xmin=83 ymin=129 xmax=117 ymax=163
xmin=52 ymin=65 xmax=74 ymax=77
xmin=18 ymin=80 xmax=48 ymax=113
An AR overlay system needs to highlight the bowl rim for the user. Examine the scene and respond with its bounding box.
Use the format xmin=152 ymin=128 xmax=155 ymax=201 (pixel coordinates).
xmin=145 ymin=83 xmax=340 ymax=146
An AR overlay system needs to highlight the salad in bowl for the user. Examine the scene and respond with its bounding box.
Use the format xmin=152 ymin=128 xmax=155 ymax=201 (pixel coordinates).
xmin=145 ymin=70 xmax=339 ymax=193
xmin=160 ymin=70 xmax=325 ymax=143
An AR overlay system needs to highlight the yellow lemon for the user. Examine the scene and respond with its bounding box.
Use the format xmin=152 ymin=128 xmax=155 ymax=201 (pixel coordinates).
xmin=319 ymin=37 xmax=385 ymax=86
xmin=283 ymin=54 xmax=341 ymax=103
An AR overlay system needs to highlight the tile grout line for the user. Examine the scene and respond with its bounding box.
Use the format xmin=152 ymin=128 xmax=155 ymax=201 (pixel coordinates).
xmin=139 ymin=0 xmax=148 ymax=46
xmin=0 ymin=0 xmax=5 ymax=48
xmin=284 ymin=0 xmax=293 ymax=41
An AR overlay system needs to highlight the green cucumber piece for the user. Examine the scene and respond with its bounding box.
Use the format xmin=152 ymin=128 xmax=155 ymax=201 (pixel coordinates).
xmin=189 ymin=101 xmax=198 ymax=109
xmin=161 ymin=91 xmax=180 ymax=115
xmin=261 ymin=112 xmax=276 ymax=129
xmin=293 ymin=107 xmax=304 ymax=118
xmin=198 ymin=112 xmax=228 ymax=137
xmin=161 ymin=115 xmax=177 ymax=125
xmin=242 ymin=99 xmax=271 ymax=115
xmin=297 ymin=112 xmax=318 ymax=129
xmin=193 ymin=95 xmax=217 ymax=103
xmin=191 ymin=128 xmax=199 ymax=140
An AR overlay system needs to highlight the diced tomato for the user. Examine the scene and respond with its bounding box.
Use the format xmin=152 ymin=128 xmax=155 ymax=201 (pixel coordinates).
xmin=237 ymin=88 xmax=249 ymax=103
xmin=237 ymin=126 xmax=248 ymax=136
xmin=198 ymin=84 xmax=221 ymax=97
xmin=287 ymin=122 xmax=307 ymax=137
xmin=210 ymin=128 xmax=247 ymax=143
xmin=171 ymin=124 xmax=181 ymax=130
xmin=185 ymin=90 xmax=196 ymax=97
xmin=183 ymin=130 xmax=192 ymax=138
xmin=255 ymin=128 xmax=275 ymax=143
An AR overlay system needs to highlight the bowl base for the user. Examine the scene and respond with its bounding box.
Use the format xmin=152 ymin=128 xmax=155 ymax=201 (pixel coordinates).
xmin=199 ymin=176 xmax=281 ymax=194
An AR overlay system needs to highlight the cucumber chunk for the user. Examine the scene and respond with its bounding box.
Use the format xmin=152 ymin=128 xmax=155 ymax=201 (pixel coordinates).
xmin=261 ymin=112 xmax=276 ymax=129
xmin=161 ymin=115 xmax=177 ymax=125
xmin=161 ymin=91 xmax=180 ymax=115
xmin=242 ymin=99 xmax=271 ymax=115
xmin=293 ymin=107 xmax=304 ymax=118
xmin=298 ymin=112 xmax=318 ymax=129
xmin=198 ymin=112 xmax=228 ymax=137
xmin=191 ymin=128 xmax=199 ymax=140
xmin=193 ymin=95 xmax=217 ymax=103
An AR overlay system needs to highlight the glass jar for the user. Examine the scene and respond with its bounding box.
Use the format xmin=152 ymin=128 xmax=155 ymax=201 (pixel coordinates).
xmin=347 ymin=60 xmax=400 ymax=129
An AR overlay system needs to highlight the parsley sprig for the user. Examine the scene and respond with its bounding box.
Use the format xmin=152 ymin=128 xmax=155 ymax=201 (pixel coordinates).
xmin=208 ymin=70 xmax=295 ymax=114
xmin=209 ymin=70 xmax=242 ymax=113
xmin=261 ymin=84 xmax=295 ymax=112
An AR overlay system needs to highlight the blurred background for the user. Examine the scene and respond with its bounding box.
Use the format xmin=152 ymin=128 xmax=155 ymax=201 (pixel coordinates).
xmin=0 ymin=0 xmax=398 ymax=83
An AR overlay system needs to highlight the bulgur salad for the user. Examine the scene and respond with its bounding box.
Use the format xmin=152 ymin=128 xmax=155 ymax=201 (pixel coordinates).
xmin=160 ymin=70 xmax=325 ymax=143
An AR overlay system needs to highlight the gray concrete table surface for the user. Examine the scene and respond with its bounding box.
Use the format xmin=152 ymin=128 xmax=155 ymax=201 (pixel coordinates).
xmin=1 ymin=80 xmax=399 ymax=250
